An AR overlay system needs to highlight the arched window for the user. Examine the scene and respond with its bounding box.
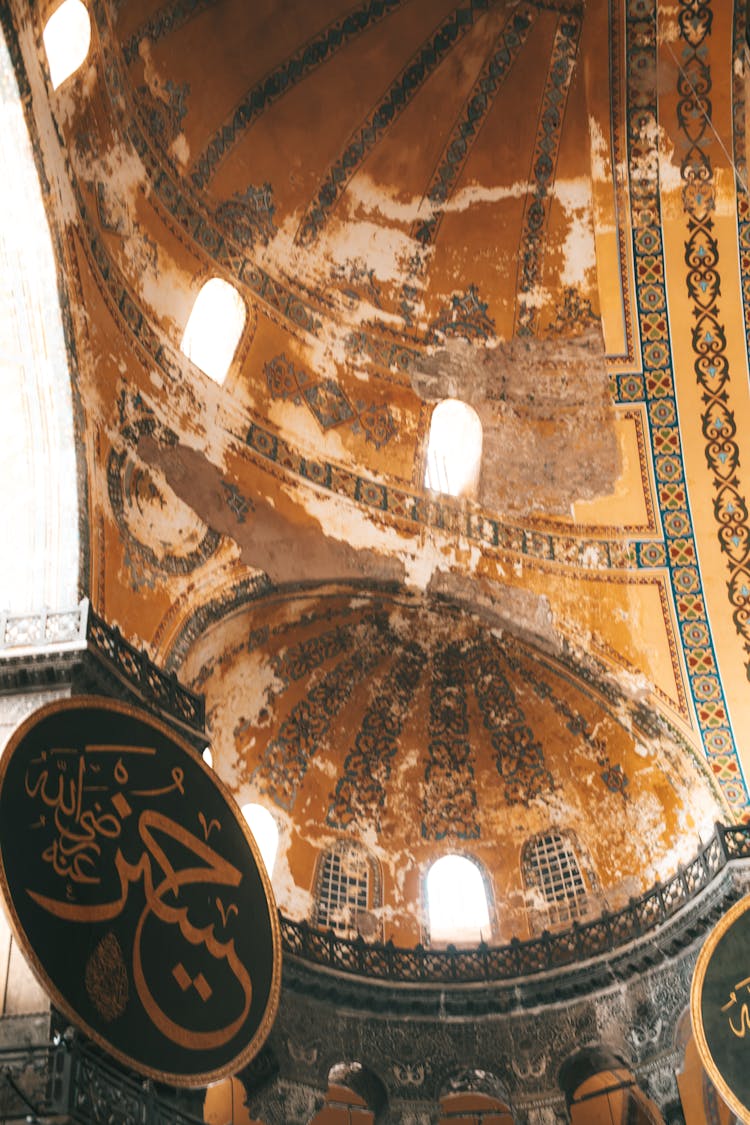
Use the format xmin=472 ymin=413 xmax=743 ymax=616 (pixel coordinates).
xmin=43 ymin=0 xmax=91 ymax=90
xmin=181 ymin=277 xmax=246 ymax=384
xmin=424 ymin=399 xmax=482 ymax=498
xmin=523 ymin=831 xmax=591 ymax=929
xmin=314 ymin=842 xmax=381 ymax=939
xmin=241 ymin=803 xmax=279 ymax=879
xmin=426 ymin=854 xmax=491 ymax=944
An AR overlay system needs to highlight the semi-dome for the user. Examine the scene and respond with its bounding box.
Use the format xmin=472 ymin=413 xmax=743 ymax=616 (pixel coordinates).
xmin=180 ymin=587 xmax=725 ymax=945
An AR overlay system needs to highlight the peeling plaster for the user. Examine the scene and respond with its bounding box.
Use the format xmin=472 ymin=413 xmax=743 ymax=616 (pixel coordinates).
xmin=588 ymin=116 xmax=610 ymax=185
xmin=409 ymin=330 xmax=618 ymax=516
xmin=554 ymin=177 xmax=597 ymax=290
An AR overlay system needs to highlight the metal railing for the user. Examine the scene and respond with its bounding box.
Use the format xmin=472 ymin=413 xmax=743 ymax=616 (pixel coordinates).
xmin=280 ymin=824 xmax=750 ymax=983
xmin=0 ymin=1036 xmax=204 ymax=1124
xmin=0 ymin=600 xmax=204 ymax=734
xmin=86 ymin=605 xmax=204 ymax=732
xmin=60 ymin=1037 xmax=204 ymax=1125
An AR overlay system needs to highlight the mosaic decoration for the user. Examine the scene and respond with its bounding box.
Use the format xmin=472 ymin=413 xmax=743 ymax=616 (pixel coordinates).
xmin=107 ymin=391 xmax=220 ymax=581
xmin=247 ymin=416 xmax=640 ymax=566
xmin=296 ymin=0 xmax=492 ymax=246
xmin=734 ymin=0 xmax=750 ymax=425
xmin=265 ymin=353 xmax=397 ymax=448
xmin=53 ymin=156 xmax=644 ymax=572
xmin=412 ymin=4 xmax=537 ymax=247
xmin=57 ymin=0 xmax=746 ymax=772
xmin=187 ymin=603 xmax=358 ymax=689
xmin=221 ymin=481 xmax=253 ymax=523
xmin=174 ymin=593 xmax=714 ymax=847
xmin=331 ymin=259 xmax=384 ymax=312
xmin=214 ymin=184 xmax=277 ymax=250
xmin=427 ymin=285 xmax=496 ymax=343
xmin=545 ymin=286 xmax=598 ymax=337
xmin=136 ymin=79 xmax=189 ymax=145
xmin=678 ymin=0 xmax=750 ymax=669
xmin=600 ymin=0 xmax=638 ymax=372
xmin=189 ymin=0 xmax=410 ymax=190
xmin=92 ymin=4 xmax=326 ymax=339
xmin=515 ymin=11 xmax=582 ymax=336
xmin=328 ymin=641 xmax=424 ymax=832
xmin=623 ymin=0 xmax=745 ymax=807
xmin=251 ymin=618 xmax=390 ymax=809
xmin=503 ymin=643 xmax=629 ymax=801
xmin=43 ymin=148 xmax=646 ymax=576
xmin=681 ymin=0 xmax=750 ymax=701
xmin=422 ymin=642 xmax=479 ymax=840
xmin=121 ymin=0 xmax=221 ymax=65
xmin=343 ymin=329 xmax=419 ymax=374
xmin=469 ymin=638 xmax=553 ymax=806
xmin=271 ymin=623 xmax=355 ymax=686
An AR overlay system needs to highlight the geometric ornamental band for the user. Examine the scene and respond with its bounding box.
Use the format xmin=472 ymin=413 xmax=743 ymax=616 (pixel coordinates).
xmin=0 ymin=697 xmax=281 ymax=1087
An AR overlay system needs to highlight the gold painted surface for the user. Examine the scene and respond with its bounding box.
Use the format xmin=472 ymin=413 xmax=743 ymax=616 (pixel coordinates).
xmin=7 ymin=0 xmax=750 ymax=970
xmin=180 ymin=590 xmax=724 ymax=945
xmin=656 ymin=2 xmax=750 ymax=786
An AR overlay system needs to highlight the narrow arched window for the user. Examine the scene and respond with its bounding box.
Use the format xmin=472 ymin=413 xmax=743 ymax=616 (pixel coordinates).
xmin=181 ymin=277 xmax=246 ymax=384
xmin=523 ymin=830 xmax=591 ymax=929
xmin=426 ymin=854 xmax=491 ymax=944
xmin=241 ymin=803 xmax=279 ymax=879
xmin=424 ymin=399 xmax=482 ymax=498
xmin=43 ymin=0 xmax=91 ymax=90
xmin=314 ymin=842 xmax=381 ymax=939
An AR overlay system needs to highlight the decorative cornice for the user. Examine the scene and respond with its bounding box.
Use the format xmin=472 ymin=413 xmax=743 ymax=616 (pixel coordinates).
xmin=279 ymin=824 xmax=750 ymax=1013
xmin=0 ymin=601 xmax=205 ymax=740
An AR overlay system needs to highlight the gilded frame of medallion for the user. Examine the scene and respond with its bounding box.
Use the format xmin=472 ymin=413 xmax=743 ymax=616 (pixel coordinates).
xmin=691 ymin=894 xmax=750 ymax=1125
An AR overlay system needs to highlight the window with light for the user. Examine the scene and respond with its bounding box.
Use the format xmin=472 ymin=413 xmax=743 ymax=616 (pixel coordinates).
xmin=241 ymin=803 xmax=279 ymax=879
xmin=424 ymin=399 xmax=482 ymax=498
xmin=181 ymin=277 xmax=246 ymax=384
xmin=426 ymin=854 xmax=491 ymax=944
xmin=43 ymin=0 xmax=91 ymax=90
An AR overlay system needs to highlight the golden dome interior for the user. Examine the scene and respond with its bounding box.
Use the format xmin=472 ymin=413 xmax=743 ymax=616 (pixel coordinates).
xmin=5 ymin=0 xmax=750 ymax=941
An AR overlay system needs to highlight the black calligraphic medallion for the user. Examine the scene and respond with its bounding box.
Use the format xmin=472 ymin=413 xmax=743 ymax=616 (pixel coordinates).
xmin=692 ymin=894 xmax=750 ymax=1123
xmin=0 ymin=696 xmax=281 ymax=1087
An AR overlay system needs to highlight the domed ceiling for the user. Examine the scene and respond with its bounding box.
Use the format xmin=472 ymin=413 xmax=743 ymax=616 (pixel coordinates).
xmin=75 ymin=0 xmax=615 ymax=511
xmin=5 ymin=0 xmax=750 ymax=854
xmin=180 ymin=589 xmax=724 ymax=942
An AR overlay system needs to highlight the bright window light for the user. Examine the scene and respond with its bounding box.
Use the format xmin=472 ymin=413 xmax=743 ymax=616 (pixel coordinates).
xmin=424 ymin=398 xmax=482 ymax=497
xmin=426 ymin=854 xmax=490 ymax=944
xmin=241 ymin=803 xmax=279 ymax=878
xmin=181 ymin=278 xmax=246 ymax=384
xmin=43 ymin=0 xmax=91 ymax=91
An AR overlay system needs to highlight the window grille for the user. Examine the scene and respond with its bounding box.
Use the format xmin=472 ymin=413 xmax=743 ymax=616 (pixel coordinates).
xmin=315 ymin=844 xmax=372 ymax=936
xmin=524 ymin=831 xmax=590 ymax=927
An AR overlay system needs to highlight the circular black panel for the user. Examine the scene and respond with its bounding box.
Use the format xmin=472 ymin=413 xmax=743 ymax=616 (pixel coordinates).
xmin=692 ymin=895 xmax=750 ymax=1121
xmin=0 ymin=697 xmax=281 ymax=1086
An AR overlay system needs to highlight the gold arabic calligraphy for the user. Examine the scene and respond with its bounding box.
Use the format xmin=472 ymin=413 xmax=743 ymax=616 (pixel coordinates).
xmin=24 ymin=746 xmax=252 ymax=1052
xmin=722 ymin=977 xmax=750 ymax=1038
